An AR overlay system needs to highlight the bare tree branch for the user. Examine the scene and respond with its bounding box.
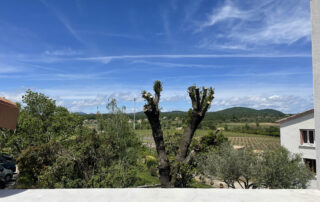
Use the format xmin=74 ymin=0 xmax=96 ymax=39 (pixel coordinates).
xmin=200 ymin=87 xmax=207 ymax=108
xmin=195 ymin=88 xmax=200 ymax=110
xmin=188 ymin=86 xmax=197 ymax=110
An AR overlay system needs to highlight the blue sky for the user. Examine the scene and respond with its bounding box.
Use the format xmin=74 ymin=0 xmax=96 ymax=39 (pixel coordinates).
xmin=0 ymin=0 xmax=313 ymax=114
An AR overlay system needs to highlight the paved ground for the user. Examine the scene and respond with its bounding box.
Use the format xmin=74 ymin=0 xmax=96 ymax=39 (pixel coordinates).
xmin=1 ymin=189 xmax=320 ymax=202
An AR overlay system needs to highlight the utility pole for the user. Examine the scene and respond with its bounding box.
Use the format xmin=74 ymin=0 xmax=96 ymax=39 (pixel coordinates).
xmin=96 ymin=106 xmax=99 ymax=132
xmin=133 ymin=98 xmax=136 ymax=130
xmin=310 ymin=0 xmax=320 ymax=189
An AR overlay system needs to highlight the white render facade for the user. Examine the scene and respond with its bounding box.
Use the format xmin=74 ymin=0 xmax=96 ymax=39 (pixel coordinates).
xmin=279 ymin=110 xmax=316 ymax=160
xmin=310 ymin=0 xmax=320 ymax=189
xmin=278 ymin=109 xmax=317 ymax=188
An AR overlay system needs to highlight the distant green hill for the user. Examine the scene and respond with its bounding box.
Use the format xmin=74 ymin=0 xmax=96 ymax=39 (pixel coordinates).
xmin=204 ymin=107 xmax=285 ymax=123
xmin=82 ymin=107 xmax=286 ymax=123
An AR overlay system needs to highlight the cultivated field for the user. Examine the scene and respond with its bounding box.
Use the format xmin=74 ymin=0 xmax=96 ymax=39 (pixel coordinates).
xmin=135 ymin=129 xmax=280 ymax=151
xmin=228 ymin=136 xmax=280 ymax=151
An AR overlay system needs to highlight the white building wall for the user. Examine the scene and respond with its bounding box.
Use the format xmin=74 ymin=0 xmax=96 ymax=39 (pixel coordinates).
xmin=310 ymin=0 xmax=320 ymax=188
xmin=280 ymin=113 xmax=316 ymax=159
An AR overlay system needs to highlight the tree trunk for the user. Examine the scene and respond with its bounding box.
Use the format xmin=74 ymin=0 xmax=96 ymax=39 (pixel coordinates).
xmin=176 ymin=112 xmax=203 ymax=162
xmin=172 ymin=87 xmax=214 ymax=187
xmin=142 ymin=81 xmax=172 ymax=188
xmin=145 ymin=111 xmax=172 ymax=188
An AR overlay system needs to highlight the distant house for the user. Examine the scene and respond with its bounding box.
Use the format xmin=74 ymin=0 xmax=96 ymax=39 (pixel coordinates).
xmin=277 ymin=109 xmax=317 ymax=188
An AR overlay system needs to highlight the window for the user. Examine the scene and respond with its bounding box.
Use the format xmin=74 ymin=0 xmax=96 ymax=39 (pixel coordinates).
xmin=300 ymin=129 xmax=315 ymax=145
xmin=304 ymin=159 xmax=316 ymax=173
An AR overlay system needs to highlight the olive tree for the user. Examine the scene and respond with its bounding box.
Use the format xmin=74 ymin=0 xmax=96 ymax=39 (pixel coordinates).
xmin=198 ymin=144 xmax=315 ymax=189
xmin=256 ymin=147 xmax=315 ymax=189
xmin=142 ymin=80 xmax=214 ymax=187
xmin=198 ymin=143 xmax=258 ymax=188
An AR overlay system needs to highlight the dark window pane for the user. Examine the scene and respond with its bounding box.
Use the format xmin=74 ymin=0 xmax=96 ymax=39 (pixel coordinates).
xmin=304 ymin=159 xmax=316 ymax=173
xmin=309 ymin=131 xmax=314 ymax=144
xmin=302 ymin=130 xmax=308 ymax=143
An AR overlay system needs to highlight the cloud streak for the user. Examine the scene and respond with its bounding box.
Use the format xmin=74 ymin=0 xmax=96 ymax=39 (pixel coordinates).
xmin=197 ymin=0 xmax=311 ymax=49
xmin=40 ymin=0 xmax=88 ymax=46
xmin=0 ymin=64 xmax=24 ymax=73
xmin=44 ymin=48 xmax=83 ymax=56
xmin=199 ymin=1 xmax=253 ymax=30
xmin=77 ymin=53 xmax=311 ymax=64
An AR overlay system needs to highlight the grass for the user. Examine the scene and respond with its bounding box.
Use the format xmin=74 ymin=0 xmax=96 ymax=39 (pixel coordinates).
xmin=218 ymin=122 xmax=279 ymax=127
xmin=135 ymin=170 xmax=160 ymax=186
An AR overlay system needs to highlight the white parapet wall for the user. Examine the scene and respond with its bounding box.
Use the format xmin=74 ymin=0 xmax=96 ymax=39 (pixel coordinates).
xmin=310 ymin=0 xmax=320 ymax=188
xmin=1 ymin=189 xmax=320 ymax=202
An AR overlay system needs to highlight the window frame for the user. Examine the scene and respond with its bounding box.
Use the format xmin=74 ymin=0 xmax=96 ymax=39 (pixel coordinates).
xmin=303 ymin=158 xmax=317 ymax=173
xmin=300 ymin=129 xmax=315 ymax=145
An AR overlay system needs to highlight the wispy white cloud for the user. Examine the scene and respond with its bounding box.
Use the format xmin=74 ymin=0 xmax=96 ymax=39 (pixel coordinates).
xmin=131 ymin=60 xmax=223 ymax=69
xmin=1 ymin=85 xmax=313 ymax=114
xmin=28 ymin=71 xmax=112 ymax=81
xmin=0 ymin=90 xmax=25 ymax=103
xmin=0 ymin=64 xmax=24 ymax=73
xmin=77 ymin=53 xmax=311 ymax=64
xmin=199 ymin=1 xmax=253 ymax=31
xmin=0 ymin=71 xmax=113 ymax=81
xmin=197 ymin=0 xmax=311 ymax=49
xmin=40 ymin=0 xmax=87 ymax=46
xmin=44 ymin=48 xmax=83 ymax=56
xmin=0 ymin=51 xmax=311 ymax=66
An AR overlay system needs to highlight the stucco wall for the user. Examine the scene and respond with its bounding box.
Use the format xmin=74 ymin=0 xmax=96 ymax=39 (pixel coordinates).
xmin=310 ymin=0 xmax=320 ymax=188
xmin=280 ymin=113 xmax=315 ymax=159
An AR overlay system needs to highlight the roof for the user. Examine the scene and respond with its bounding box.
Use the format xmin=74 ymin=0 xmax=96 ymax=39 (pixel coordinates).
xmin=276 ymin=109 xmax=314 ymax=124
xmin=0 ymin=97 xmax=17 ymax=107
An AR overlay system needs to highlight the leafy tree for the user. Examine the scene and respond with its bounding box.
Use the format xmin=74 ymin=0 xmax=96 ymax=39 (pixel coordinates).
xmin=17 ymin=141 xmax=61 ymax=187
xmin=141 ymin=81 xmax=214 ymax=187
xmin=256 ymin=147 xmax=315 ymax=189
xmin=36 ymin=99 xmax=142 ymax=188
xmin=198 ymin=144 xmax=314 ymax=189
xmin=0 ymin=90 xmax=83 ymax=156
xmin=198 ymin=143 xmax=258 ymax=188
xmin=198 ymin=131 xmax=228 ymax=152
xmin=6 ymin=91 xmax=143 ymax=188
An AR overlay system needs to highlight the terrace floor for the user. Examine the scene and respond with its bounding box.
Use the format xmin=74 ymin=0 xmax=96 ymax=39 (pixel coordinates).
xmin=1 ymin=189 xmax=320 ymax=202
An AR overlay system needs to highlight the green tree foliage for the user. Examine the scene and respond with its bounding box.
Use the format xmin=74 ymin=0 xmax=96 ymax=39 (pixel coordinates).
xmin=36 ymin=99 xmax=141 ymax=188
xmin=256 ymin=147 xmax=315 ymax=189
xmin=198 ymin=144 xmax=314 ymax=189
xmin=0 ymin=90 xmax=83 ymax=156
xmin=198 ymin=143 xmax=257 ymax=188
xmin=198 ymin=131 xmax=228 ymax=152
xmin=2 ymin=91 xmax=143 ymax=188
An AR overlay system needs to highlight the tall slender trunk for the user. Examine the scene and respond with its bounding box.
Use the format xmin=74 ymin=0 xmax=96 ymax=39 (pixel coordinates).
xmin=176 ymin=113 xmax=203 ymax=162
xmin=146 ymin=112 xmax=172 ymax=187
xmin=142 ymin=81 xmax=172 ymax=187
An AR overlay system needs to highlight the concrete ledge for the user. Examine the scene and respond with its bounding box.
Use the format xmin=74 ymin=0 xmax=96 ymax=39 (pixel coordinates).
xmin=1 ymin=189 xmax=320 ymax=202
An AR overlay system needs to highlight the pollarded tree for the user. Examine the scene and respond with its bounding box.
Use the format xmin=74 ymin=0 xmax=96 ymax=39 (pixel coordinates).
xmin=142 ymin=81 xmax=214 ymax=187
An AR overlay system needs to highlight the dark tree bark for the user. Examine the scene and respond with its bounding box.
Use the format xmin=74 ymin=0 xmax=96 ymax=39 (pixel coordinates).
xmin=172 ymin=86 xmax=214 ymax=187
xmin=142 ymin=82 xmax=215 ymax=188
xmin=142 ymin=81 xmax=172 ymax=188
